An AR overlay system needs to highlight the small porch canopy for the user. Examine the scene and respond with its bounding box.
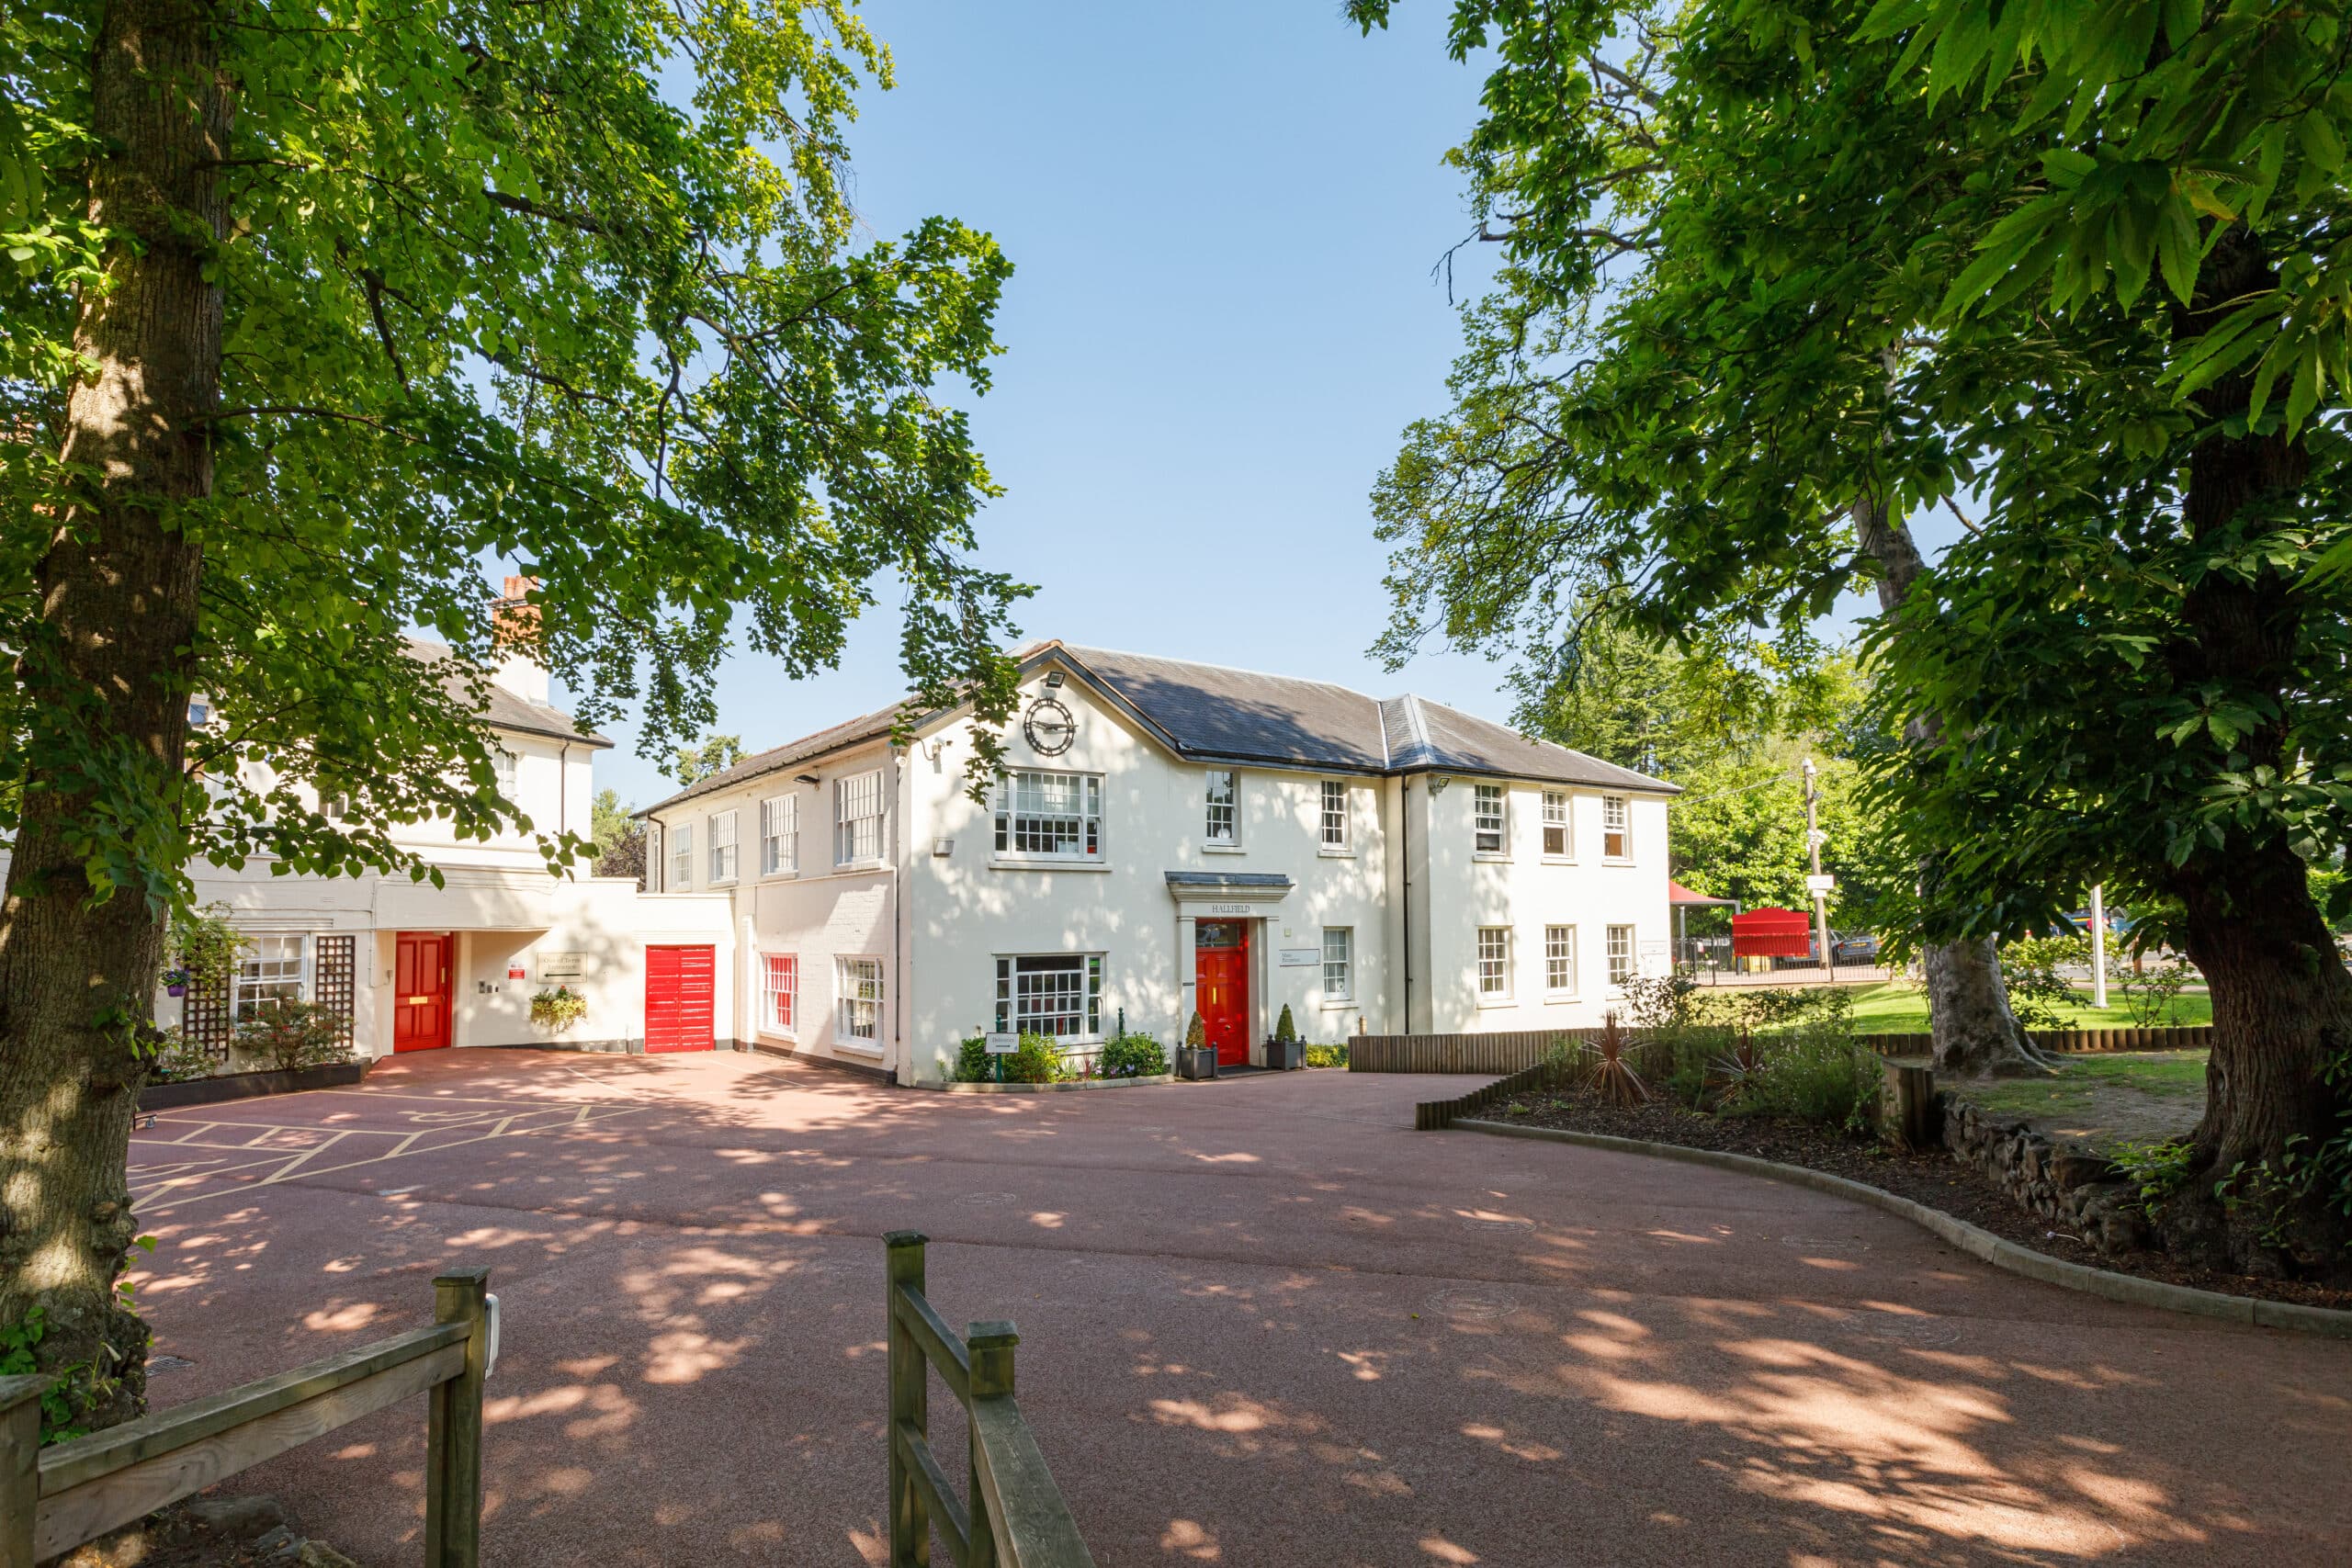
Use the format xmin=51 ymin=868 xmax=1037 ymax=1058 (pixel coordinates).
xmin=1731 ymin=906 xmax=1814 ymax=958
xmin=1669 ymin=879 xmax=1739 ymax=943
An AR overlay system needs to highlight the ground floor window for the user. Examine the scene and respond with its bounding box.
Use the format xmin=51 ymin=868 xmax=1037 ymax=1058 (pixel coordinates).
xmin=1607 ymin=924 xmax=1635 ymax=986
xmin=1322 ymin=927 xmax=1352 ymax=1001
xmin=836 ymin=957 xmax=883 ymax=1045
xmin=994 ymin=953 xmax=1102 ymax=1038
xmin=234 ymin=934 xmax=306 ymax=1020
xmin=761 ymin=953 xmax=797 ymax=1034
xmin=1476 ymin=927 xmax=1510 ymax=999
xmin=1545 ymin=925 xmax=1577 ymax=994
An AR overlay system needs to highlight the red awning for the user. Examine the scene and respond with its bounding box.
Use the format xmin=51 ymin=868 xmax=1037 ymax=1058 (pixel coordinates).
xmin=1732 ymin=906 xmax=1814 ymax=958
xmin=1668 ymin=879 xmax=1737 ymax=908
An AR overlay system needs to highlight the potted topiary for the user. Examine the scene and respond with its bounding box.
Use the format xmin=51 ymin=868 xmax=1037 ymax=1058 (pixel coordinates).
xmin=1177 ymin=1010 xmax=1217 ymax=1080
xmin=1265 ymin=1004 xmax=1305 ymax=1070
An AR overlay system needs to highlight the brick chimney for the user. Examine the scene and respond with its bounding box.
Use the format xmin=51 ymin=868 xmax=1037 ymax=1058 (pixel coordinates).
xmin=491 ymin=574 xmax=549 ymax=705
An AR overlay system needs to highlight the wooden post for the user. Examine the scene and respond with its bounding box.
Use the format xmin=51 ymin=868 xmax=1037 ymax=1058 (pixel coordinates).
xmin=0 ymin=1373 xmax=45 ymax=1568
xmin=425 ymin=1267 xmax=490 ymax=1568
xmin=966 ymin=1321 xmax=1017 ymax=1568
xmin=885 ymin=1231 xmax=930 ymax=1568
xmin=1882 ymin=1060 xmax=1938 ymax=1152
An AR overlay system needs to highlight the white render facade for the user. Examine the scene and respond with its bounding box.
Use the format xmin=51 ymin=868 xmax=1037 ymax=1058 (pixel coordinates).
xmin=642 ymin=641 xmax=1677 ymax=1088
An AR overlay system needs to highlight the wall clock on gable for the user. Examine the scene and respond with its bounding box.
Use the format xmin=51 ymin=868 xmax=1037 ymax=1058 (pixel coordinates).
xmin=1023 ymin=696 xmax=1076 ymax=756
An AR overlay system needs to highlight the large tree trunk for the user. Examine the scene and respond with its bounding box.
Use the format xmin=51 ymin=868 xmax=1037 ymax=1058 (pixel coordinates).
xmin=2154 ymin=230 xmax=2352 ymax=1278
xmin=0 ymin=0 xmax=227 ymax=1429
xmin=1851 ymin=496 xmax=2054 ymax=1076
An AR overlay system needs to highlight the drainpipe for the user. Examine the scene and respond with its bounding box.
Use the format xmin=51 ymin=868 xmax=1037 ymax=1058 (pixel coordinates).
xmin=891 ymin=745 xmax=907 ymax=1081
xmin=1401 ymin=777 xmax=1413 ymax=1033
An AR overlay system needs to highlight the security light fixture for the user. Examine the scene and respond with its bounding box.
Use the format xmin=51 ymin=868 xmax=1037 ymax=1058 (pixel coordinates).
xmin=796 ymin=773 xmax=820 ymax=785
xmin=1044 ymin=670 xmax=1065 ymax=688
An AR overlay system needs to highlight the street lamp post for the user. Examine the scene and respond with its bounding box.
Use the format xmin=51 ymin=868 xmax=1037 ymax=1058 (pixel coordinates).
xmin=1804 ymin=758 xmax=1834 ymax=983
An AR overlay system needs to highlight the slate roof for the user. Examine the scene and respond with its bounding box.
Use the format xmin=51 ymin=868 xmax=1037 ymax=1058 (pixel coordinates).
xmin=640 ymin=638 xmax=1675 ymax=815
xmin=404 ymin=639 xmax=612 ymax=749
xmin=1164 ymin=871 xmax=1297 ymax=890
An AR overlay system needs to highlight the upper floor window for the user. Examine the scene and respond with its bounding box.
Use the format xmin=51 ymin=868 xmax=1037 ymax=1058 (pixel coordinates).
xmin=1474 ymin=784 xmax=1506 ymax=855
xmin=761 ymin=795 xmax=797 ymax=875
xmin=1543 ymin=791 xmax=1571 ymax=857
xmin=761 ymin=953 xmax=797 ymax=1035
xmin=1607 ymin=924 xmax=1635 ymax=986
xmin=1319 ymin=781 xmax=1349 ymax=850
xmin=669 ymin=821 xmax=694 ymax=890
xmin=1204 ymin=770 xmax=1238 ymax=845
xmin=1476 ymin=926 xmax=1511 ymax=998
xmin=492 ymin=747 xmax=518 ymax=801
xmin=235 ymin=934 xmax=306 ymax=1020
xmin=836 ymin=955 xmax=885 ymax=1044
xmin=1602 ymin=795 xmax=1631 ymax=860
xmin=708 ymin=809 xmax=739 ymax=885
xmin=836 ymin=770 xmax=884 ymax=865
xmin=187 ymin=696 xmax=213 ymax=728
xmin=1322 ymin=927 xmax=1352 ymax=1001
xmin=646 ymin=823 xmax=663 ymax=891
xmin=994 ymin=953 xmax=1102 ymax=1038
xmin=994 ymin=771 xmax=1102 ymax=861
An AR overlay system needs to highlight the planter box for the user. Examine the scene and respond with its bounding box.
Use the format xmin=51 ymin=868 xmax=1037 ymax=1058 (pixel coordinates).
xmin=140 ymin=1059 xmax=368 ymax=1111
xmin=1263 ymin=1039 xmax=1305 ymax=1071
xmin=1176 ymin=1045 xmax=1218 ymax=1081
xmin=936 ymin=1074 xmax=1176 ymax=1095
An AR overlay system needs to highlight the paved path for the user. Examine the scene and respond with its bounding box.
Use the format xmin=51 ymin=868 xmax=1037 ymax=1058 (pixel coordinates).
xmin=129 ymin=1052 xmax=2352 ymax=1566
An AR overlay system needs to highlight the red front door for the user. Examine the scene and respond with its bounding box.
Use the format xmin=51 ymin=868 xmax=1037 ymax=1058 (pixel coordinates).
xmin=1195 ymin=921 xmax=1251 ymax=1066
xmin=393 ymin=932 xmax=453 ymax=1053
xmin=645 ymin=944 xmax=717 ymax=1053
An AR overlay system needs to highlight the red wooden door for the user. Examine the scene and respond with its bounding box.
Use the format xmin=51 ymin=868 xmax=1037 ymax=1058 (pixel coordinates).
xmin=393 ymin=932 xmax=453 ymax=1053
xmin=1195 ymin=921 xmax=1251 ymax=1066
xmin=644 ymin=944 xmax=716 ymax=1053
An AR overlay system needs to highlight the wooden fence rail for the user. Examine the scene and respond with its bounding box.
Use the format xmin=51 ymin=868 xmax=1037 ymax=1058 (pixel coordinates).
xmin=887 ymin=1232 xmax=1092 ymax=1568
xmin=1352 ymin=1024 xmax=2213 ymax=1076
xmin=1 ymin=1267 xmax=491 ymax=1568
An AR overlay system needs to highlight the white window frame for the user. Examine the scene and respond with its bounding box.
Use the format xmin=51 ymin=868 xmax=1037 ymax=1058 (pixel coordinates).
xmin=761 ymin=794 xmax=797 ymax=876
xmin=1545 ymin=925 xmax=1577 ymax=996
xmin=1607 ymin=924 xmax=1636 ymax=987
xmin=760 ymin=953 xmax=797 ymax=1037
xmin=992 ymin=953 xmax=1104 ymax=1040
xmin=1322 ymin=927 xmax=1353 ymax=1002
xmin=835 ymin=770 xmax=885 ymax=867
xmin=1204 ymin=769 xmax=1238 ymax=847
xmin=668 ymin=821 xmax=694 ymax=891
xmin=234 ymin=933 xmax=308 ymax=1020
xmin=1602 ymin=795 xmax=1632 ymax=861
xmin=992 ymin=770 xmax=1105 ymax=863
xmin=646 ymin=823 xmax=663 ymax=891
xmin=1474 ymin=784 xmax=1507 ymax=857
xmin=1543 ymin=791 xmax=1573 ymax=859
xmin=1476 ymin=926 xmax=1511 ymax=1001
xmin=708 ymin=808 xmax=739 ymax=885
xmin=1318 ymin=780 xmax=1350 ymax=852
xmin=835 ymin=955 xmax=885 ymax=1047
xmin=492 ymin=747 xmax=518 ymax=801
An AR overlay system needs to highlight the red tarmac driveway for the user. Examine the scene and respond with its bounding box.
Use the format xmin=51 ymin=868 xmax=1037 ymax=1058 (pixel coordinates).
xmin=129 ymin=1051 xmax=2352 ymax=1566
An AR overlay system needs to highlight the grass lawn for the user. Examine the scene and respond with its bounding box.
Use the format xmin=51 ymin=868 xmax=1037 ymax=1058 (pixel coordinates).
xmin=1959 ymin=1052 xmax=2209 ymax=1149
xmin=1847 ymin=980 xmax=2212 ymax=1034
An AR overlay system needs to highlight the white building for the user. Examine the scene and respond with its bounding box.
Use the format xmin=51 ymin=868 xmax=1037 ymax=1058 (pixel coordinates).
xmin=640 ymin=642 xmax=1676 ymax=1087
xmin=160 ymin=630 xmax=734 ymax=1065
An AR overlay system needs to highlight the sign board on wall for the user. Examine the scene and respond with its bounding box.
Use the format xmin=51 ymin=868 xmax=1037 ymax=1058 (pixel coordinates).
xmin=538 ymin=951 xmax=587 ymax=980
xmin=1277 ymin=948 xmax=1320 ymax=967
xmin=1638 ymin=940 xmax=1672 ymax=978
xmin=507 ymin=965 xmax=528 ymax=981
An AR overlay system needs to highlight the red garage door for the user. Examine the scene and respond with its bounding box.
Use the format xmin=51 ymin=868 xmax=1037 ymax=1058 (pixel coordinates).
xmin=645 ymin=944 xmax=716 ymax=1053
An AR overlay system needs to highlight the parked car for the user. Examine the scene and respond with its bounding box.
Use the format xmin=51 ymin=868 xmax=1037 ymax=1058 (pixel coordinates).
xmin=1826 ymin=931 xmax=1880 ymax=964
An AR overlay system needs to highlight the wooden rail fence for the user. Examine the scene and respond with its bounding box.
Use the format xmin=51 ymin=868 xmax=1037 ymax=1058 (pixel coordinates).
xmin=2 ymin=1267 xmax=491 ymax=1568
xmin=1352 ymin=1024 xmax=2214 ymax=1076
xmin=887 ymin=1232 xmax=1092 ymax=1568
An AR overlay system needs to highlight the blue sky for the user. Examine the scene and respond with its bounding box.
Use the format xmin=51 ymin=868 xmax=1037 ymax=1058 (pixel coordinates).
xmin=582 ymin=2 xmax=1519 ymax=804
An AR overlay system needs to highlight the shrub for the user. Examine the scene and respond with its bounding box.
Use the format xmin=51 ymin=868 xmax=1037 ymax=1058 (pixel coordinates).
xmin=1273 ymin=1004 xmax=1298 ymax=1043
xmin=1184 ymin=1010 xmax=1206 ymax=1050
xmin=1636 ymin=1021 xmax=1737 ymax=1110
xmin=1004 ymin=1032 xmax=1061 ymax=1084
xmin=2120 ymin=961 xmax=2194 ymax=1027
xmin=1999 ymin=932 xmax=2086 ymax=1029
xmin=1619 ymin=972 xmax=1699 ymax=1029
xmin=1583 ymin=1013 xmax=1649 ymax=1106
xmin=234 ymin=999 xmax=353 ymax=1073
xmin=1099 ymin=1032 xmax=1167 ymax=1078
xmin=169 ymin=903 xmax=249 ymax=998
xmin=2113 ymin=1138 xmax=2198 ymax=1222
xmin=1690 ymin=986 xmax=1853 ymax=1033
xmin=144 ymin=1026 xmax=219 ymax=1083
xmin=1729 ymin=1021 xmax=1880 ymax=1134
xmin=953 ymin=1036 xmax=994 ymax=1082
xmin=1304 ymin=1042 xmax=1349 ymax=1069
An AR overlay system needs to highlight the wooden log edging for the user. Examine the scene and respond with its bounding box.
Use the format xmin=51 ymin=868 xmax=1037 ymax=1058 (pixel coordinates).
xmin=1857 ymin=1025 xmax=2213 ymax=1055
xmin=1351 ymin=1023 xmax=2216 ymax=1076
xmin=1414 ymin=1061 xmax=1566 ymax=1131
xmin=1452 ymin=1120 xmax=2352 ymax=1340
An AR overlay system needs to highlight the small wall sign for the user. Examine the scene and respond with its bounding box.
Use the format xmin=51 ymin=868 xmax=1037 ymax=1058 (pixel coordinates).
xmin=984 ymin=1032 xmax=1018 ymax=1055
xmin=538 ymin=951 xmax=587 ymax=980
xmin=506 ymin=964 xmax=528 ymax=981
xmin=1277 ymin=947 xmax=1319 ymax=967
